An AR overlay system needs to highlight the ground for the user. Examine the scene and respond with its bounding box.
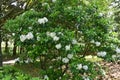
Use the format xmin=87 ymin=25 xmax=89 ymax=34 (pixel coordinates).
xmin=2 ymin=57 xmax=120 ymax=80
xmin=101 ymin=61 xmax=120 ymax=80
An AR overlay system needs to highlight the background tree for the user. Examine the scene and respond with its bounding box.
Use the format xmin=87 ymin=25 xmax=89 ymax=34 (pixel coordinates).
xmin=0 ymin=0 xmax=36 ymax=67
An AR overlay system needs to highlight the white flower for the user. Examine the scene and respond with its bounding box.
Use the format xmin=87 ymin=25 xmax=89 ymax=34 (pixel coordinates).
xmin=112 ymin=55 xmax=116 ymax=59
xmin=76 ymin=64 xmax=82 ymax=70
xmin=97 ymin=51 xmax=107 ymax=57
xmin=44 ymin=75 xmax=49 ymax=80
xmin=26 ymin=32 xmax=34 ymax=39
xmin=108 ymin=6 xmax=113 ymax=9
xmin=90 ymin=40 xmax=95 ymax=43
xmin=62 ymin=57 xmax=69 ymax=63
xmin=65 ymin=45 xmax=71 ymax=51
xmin=38 ymin=18 xmax=45 ymax=24
xmin=67 ymin=54 xmax=73 ymax=59
xmin=52 ymin=0 xmax=56 ymax=3
xmin=83 ymin=77 xmax=90 ymax=80
xmin=55 ymin=43 xmax=62 ymax=49
xmin=95 ymin=41 xmax=101 ymax=46
xmin=42 ymin=3 xmax=48 ymax=6
xmin=67 ymin=7 xmax=72 ymax=9
xmin=115 ymin=47 xmax=120 ymax=53
xmin=20 ymin=35 xmax=26 ymax=42
xmin=28 ymin=27 xmax=32 ymax=30
xmin=49 ymin=32 xmax=56 ymax=38
xmin=78 ymin=31 xmax=82 ymax=34
xmin=49 ymin=66 xmax=53 ymax=69
xmin=12 ymin=33 xmax=15 ymax=36
xmin=101 ymin=51 xmax=107 ymax=57
xmin=51 ymin=59 xmax=56 ymax=61
xmin=72 ymin=39 xmax=77 ymax=44
xmin=43 ymin=17 xmax=48 ymax=22
xmin=57 ymin=56 xmax=62 ymax=60
xmin=107 ymin=11 xmax=113 ymax=17
xmin=37 ymin=36 xmax=40 ymax=41
xmin=36 ymin=33 xmax=39 ymax=35
xmin=97 ymin=52 xmax=101 ymax=57
xmin=46 ymin=31 xmax=50 ymax=36
xmin=53 ymin=36 xmax=59 ymax=41
xmin=58 ymin=32 xmax=63 ymax=35
xmin=82 ymin=65 xmax=88 ymax=70
xmin=38 ymin=17 xmax=48 ymax=24
xmin=99 ymin=13 xmax=103 ymax=17
xmin=59 ymin=77 xmax=61 ymax=80
xmin=111 ymin=2 xmax=118 ymax=7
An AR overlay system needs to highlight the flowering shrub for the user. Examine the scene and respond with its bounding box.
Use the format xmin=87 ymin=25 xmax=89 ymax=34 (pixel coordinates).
xmin=40 ymin=57 xmax=104 ymax=80
xmin=3 ymin=0 xmax=120 ymax=79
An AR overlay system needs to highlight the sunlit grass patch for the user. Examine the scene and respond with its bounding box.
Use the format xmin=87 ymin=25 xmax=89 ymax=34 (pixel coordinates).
xmin=85 ymin=55 xmax=103 ymax=62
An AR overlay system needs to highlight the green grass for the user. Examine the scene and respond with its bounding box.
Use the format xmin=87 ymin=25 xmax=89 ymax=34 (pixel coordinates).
xmin=1 ymin=65 xmax=42 ymax=80
xmin=14 ymin=62 xmax=42 ymax=77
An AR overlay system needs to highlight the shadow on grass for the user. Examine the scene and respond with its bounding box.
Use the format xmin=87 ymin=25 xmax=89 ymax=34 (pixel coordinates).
xmin=14 ymin=62 xmax=42 ymax=77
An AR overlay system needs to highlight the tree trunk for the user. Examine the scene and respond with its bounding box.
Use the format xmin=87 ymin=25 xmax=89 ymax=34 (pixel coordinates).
xmin=4 ymin=39 xmax=9 ymax=54
xmin=20 ymin=46 xmax=22 ymax=54
xmin=13 ymin=41 xmax=17 ymax=56
xmin=0 ymin=27 xmax=2 ymax=67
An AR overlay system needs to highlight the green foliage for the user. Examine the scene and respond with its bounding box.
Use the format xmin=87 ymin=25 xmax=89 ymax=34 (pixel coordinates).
xmin=0 ymin=66 xmax=42 ymax=80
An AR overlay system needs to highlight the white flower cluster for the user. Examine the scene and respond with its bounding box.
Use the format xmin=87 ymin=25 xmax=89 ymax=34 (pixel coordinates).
xmin=97 ymin=51 xmax=107 ymax=57
xmin=76 ymin=64 xmax=89 ymax=71
xmin=112 ymin=55 xmax=117 ymax=59
xmin=99 ymin=13 xmax=104 ymax=17
xmin=20 ymin=32 xmax=34 ymax=42
xmin=90 ymin=40 xmax=101 ymax=46
xmin=42 ymin=3 xmax=48 ymax=6
xmin=83 ymin=77 xmax=90 ymax=80
xmin=55 ymin=44 xmax=71 ymax=51
xmin=111 ymin=2 xmax=119 ymax=7
xmin=65 ymin=45 xmax=71 ymax=51
xmin=38 ymin=17 xmax=48 ymax=24
xmin=62 ymin=54 xmax=73 ymax=63
xmin=62 ymin=57 xmax=69 ymax=63
xmin=107 ymin=11 xmax=113 ymax=17
xmin=115 ymin=47 xmax=120 ymax=54
xmin=76 ymin=64 xmax=82 ymax=70
xmin=95 ymin=41 xmax=101 ymax=46
xmin=46 ymin=32 xmax=72 ymax=51
xmin=67 ymin=54 xmax=73 ymax=59
xmin=52 ymin=0 xmax=56 ymax=3
xmin=44 ymin=75 xmax=49 ymax=80
xmin=47 ymin=32 xmax=60 ymax=41
xmin=72 ymin=39 xmax=78 ymax=44
xmin=28 ymin=27 xmax=32 ymax=30
xmin=12 ymin=33 xmax=15 ymax=36
xmin=55 ymin=43 xmax=62 ymax=49
xmin=46 ymin=32 xmax=77 ymax=52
